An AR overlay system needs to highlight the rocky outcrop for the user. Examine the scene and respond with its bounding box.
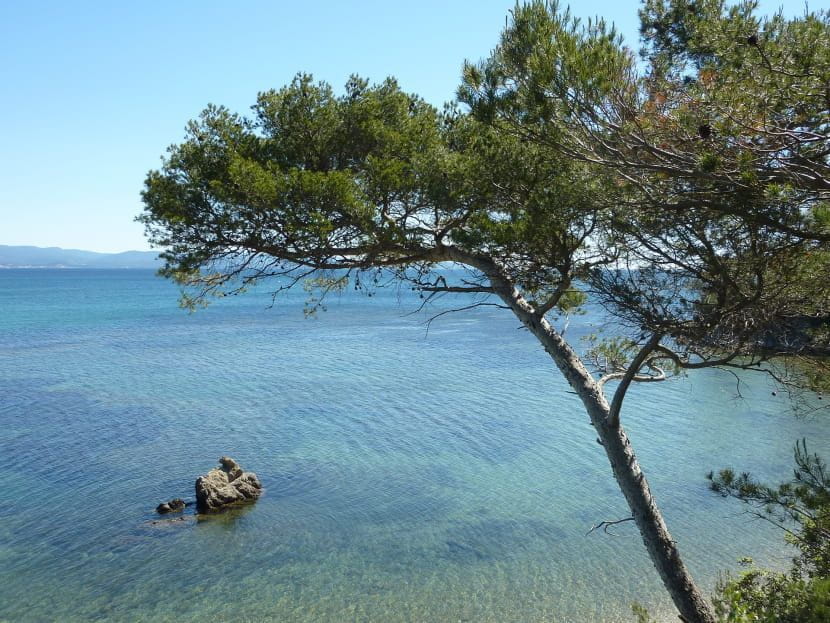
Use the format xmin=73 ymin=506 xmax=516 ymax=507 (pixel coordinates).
xmin=156 ymin=498 xmax=186 ymax=514
xmin=195 ymin=457 xmax=262 ymax=513
xmin=760 ymin=315 xmax=830 ymax=356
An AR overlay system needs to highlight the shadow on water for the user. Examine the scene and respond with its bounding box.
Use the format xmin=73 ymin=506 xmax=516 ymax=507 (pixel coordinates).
xmin=442 ymin=517 xmax=571 ymax=564
xmin=135 ymin=500 xmax=258 ymax=533
xmin=194 ymin=501 xmax=258 ymax=527
xmin=0 ymin=378 xmax=166 ymax=481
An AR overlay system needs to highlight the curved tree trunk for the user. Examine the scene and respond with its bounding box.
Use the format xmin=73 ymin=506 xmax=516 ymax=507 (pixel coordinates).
xmin=529 ymin=312 xmax=715 ymax=623
xmin=449 ymin=250 xmax=719 ymax=623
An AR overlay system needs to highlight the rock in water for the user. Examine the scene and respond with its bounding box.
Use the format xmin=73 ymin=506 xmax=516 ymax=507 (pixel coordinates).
xmin=156 ymin=498 xmax=186 ymax=514
xmin=195 ymin=456 xmax=263 ymax=513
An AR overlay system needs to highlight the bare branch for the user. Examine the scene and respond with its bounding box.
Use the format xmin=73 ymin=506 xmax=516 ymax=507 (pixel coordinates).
xmin=586 ymin=516 xmax=635 ymax=536
xmin=423 ymin=302 xmax=509 ymax=336
xmin=418 ymin=285 xmax=495 ymax=294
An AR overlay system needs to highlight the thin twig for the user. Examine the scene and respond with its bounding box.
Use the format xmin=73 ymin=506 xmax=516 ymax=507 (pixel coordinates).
xmin=586 ymin=516 xmax=635 ymax=536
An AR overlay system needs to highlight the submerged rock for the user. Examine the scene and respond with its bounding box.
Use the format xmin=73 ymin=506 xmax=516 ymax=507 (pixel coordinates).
xmin=145 ymin=515 xmax=193 ymax=529
xmin=156 ymin=498 xmax=186 ymax=514
xmin=195 ymin=456 xmax=262 ymax=513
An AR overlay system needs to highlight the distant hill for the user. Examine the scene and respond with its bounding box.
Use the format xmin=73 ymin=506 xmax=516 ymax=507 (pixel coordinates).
xmin=0 ymin=245 xmax=161 ymax=269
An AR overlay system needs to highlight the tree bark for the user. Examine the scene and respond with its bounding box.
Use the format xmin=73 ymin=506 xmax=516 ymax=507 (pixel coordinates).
xmin=445 ymin=248 xmax=717 ymax=623
xmin=593 ymin=413 xmax=716 ymax=623
xmin=526 ymin=306 xmax=715 ymax=623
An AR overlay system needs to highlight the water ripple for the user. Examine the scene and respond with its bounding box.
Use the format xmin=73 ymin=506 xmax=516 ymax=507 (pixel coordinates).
xmin=0 ymin=269 xmax=827 ymax=622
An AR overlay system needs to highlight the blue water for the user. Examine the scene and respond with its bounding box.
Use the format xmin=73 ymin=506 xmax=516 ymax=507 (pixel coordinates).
xmin=1 ymin=269 xmax=827 ymax=622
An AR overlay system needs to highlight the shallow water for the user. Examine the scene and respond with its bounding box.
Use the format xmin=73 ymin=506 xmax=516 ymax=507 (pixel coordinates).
xmin=0 ymin=269 xmax=827 ymax=622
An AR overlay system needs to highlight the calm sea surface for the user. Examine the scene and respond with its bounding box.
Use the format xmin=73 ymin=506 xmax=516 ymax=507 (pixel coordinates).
xmin=1 ymin=269 xmax=827 ymax=622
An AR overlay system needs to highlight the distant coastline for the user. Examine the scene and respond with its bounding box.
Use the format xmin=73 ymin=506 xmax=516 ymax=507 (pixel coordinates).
xmin=0 ymin=265 xmax=159 ymax=269
xmin=0 ymin=245 xmax=160 ymax=269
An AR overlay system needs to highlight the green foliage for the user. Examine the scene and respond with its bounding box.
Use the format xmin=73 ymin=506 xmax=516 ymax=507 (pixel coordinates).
xmin=715 ymin=568 xmax=830 ymax=622
xmin=141 ymin=2 xmax=830 ymax=367
xmin=586 ymin=336 xmax=639 ymax=372
xmin=798 ymin=360 xmax=830 ymax=394
xmin=140 ymin=67 xmax=610 ymax=318
xmin=631 ymin=601 xmax=659 ymax=623
xmin=302 ymin=274 xmax=349 ymax=316
xmin=461 ymin=0 xmax=830 ymax=358
xmin=710 ymin=440 xmax=830 ymax=577
xmin=554 ymin=288 xmax=587 ymax=315
xmin=710 ymin=441 xmax=830 ymax=621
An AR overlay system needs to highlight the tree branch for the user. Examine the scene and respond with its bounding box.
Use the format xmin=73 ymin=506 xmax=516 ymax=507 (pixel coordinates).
xmin=535 ymin=276 xmax=573 ymax=318
xmin=418 ymin=285 xmax=495 ymax=294
xmin=586 ymin=516 xmax=635 ymax=536
xmin=608 ymin=333 xmax=664 ymax=428
xmin=424 ymin=302 xmax=509 ymax=336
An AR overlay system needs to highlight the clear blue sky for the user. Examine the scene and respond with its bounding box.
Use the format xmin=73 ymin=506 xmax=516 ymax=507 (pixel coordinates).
xmin=0 ymin=1 xmax=805 ymax=252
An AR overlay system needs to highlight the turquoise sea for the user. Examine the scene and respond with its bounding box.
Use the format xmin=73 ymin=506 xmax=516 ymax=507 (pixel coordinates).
xmin=1 ymin=268 xmax=827 ymax=622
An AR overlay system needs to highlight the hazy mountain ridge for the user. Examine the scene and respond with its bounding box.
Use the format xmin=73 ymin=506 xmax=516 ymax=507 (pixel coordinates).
xmin=0 ymin=245 xmax=161 ymax=268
